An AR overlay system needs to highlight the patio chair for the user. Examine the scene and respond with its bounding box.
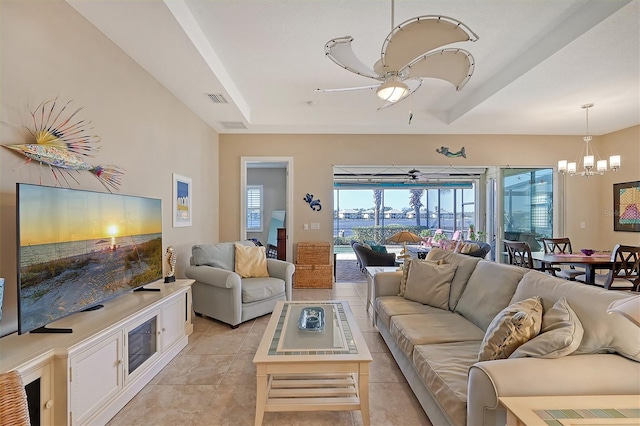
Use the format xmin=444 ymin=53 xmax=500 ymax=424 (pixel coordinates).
xmin=352 ymin=242 xmax=396 ymax=272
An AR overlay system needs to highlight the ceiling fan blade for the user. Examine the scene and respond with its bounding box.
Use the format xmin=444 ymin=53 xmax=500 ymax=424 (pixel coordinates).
xmin=381 ymin=15 xmax=478 ymax=72
xmin=315 ymin=84 xmax=381 ymax=93
xmin=324 ymin=36 xmax=382 ymax=79
xmin=402 ymin=49 xmax=475 ymax=90
xmin=377 ymin=78 xmax=422 ymax=110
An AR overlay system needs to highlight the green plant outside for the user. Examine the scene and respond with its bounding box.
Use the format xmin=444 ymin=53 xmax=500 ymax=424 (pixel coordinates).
xmin=334 ymin=224 xmax=429 ymax=245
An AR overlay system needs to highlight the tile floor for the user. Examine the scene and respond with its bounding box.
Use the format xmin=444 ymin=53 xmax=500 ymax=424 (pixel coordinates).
xmin=107 ymin=282 xmax=432 ymax=426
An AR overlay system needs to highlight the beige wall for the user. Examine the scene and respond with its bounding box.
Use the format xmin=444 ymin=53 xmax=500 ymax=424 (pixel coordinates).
xmin=220 ymin=129 xmax=640 ymax=256
xmin=0 ymin=0 xmax=219 ymax=335
xmin=595 ymin=126 xmax=640 ymax=248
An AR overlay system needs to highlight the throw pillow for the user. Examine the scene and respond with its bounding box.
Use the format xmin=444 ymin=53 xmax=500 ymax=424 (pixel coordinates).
xmin=403 ymin=261 xmax=457 ymax=309
xmin=398 ymin=258 xmax=445 ymax=297
xmin=456 ymin=242 xmax=479 ymax=254
xmin=371 ymin=245 xmax=388 ymax=253
xmin=234 ymin=243 xmax=269 ymax=278
xmin=478 ymin=296 xmax=543 ymax=361
xmin=510 ymin=297 xmax=584 ymax=359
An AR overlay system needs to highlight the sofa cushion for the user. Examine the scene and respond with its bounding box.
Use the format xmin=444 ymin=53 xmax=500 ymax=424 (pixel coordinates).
xmin=234 ymin=243 xmax=269 ymax=278
xmin=510 ymin=296 xmax=584 ymax=359
xmin=510 ymin=270 xmax=640 ymax=362
xmin=241 ymin=277 xmax=285 ymax=303
xmin=455 ymin=261 xmax=528 ymax=331
xmin=426 ymin=248 xmax=481 ymax=311
xmin=192 ymin=240 xmax=254 ymax=271
xmin=399 ymin=258 xmax=444 ymax=297
xmin=478 ymin=296 xmax=543 ymax=361
xmin=390 ymin=313 xmax=485 ymax=359
xmin=403 ymin=261 xmax=456 ymax=309
xmin=375 ymin=296 xmax=449 ymax=330
xmin=413 ymin=341 xmax=482 ymax=426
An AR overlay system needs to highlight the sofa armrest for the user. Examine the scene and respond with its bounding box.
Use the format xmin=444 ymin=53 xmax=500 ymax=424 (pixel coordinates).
xmin=185 ymin=265 xmax=241 ymax=289
xmin=373 ymin=271 xmax=402 ymax=298
xmin=267 ymin=259 xmax=295 ymax=301
xmin=468 ymin=354 xmax=640 ymax=425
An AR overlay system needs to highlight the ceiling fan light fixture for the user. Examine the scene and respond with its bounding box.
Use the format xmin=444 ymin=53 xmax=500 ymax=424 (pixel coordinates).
xmin=376 ymin=80 xmax=409 ymax=103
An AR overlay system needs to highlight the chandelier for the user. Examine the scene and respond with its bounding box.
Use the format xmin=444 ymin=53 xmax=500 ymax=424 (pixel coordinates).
xmin=558 ymin=103 xmax=620 ymax=177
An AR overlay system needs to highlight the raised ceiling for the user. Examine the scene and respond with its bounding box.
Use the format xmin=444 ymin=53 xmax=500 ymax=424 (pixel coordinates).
xmin=67 ymin=0 xmax=639 ymax=136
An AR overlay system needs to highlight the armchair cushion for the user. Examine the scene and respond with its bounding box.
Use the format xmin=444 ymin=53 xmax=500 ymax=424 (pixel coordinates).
xmin=242 ymin=277 xmax=286 ymax=303
xmin=192 ymin=240 xmax=254 ymax=271
xmin=192 ymin=242 xmax=234 ymax=269
xmin=234 ymin=243 xmax=269 ymax=278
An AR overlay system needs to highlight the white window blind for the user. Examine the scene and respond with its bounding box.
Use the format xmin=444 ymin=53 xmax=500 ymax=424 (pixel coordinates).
xmin=246 ymin=185 xmax=263 ymax=231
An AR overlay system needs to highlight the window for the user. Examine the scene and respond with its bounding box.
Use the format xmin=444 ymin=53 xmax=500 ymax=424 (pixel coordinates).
xmin=333 ymin=184 xmax=476 ymax=244
xmin=246 ymin=185 xmax=263 ymax=231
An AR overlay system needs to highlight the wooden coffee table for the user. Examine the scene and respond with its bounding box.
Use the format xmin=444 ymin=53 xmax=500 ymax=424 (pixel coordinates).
xmin=253 ymin=300 xmax=372 ymax=425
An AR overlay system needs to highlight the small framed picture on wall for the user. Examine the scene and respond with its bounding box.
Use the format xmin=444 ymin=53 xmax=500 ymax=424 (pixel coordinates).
xmin=173 ymin=173 xmax=192 ymax=227
xmin=613 ymin=181 xmax=640 ymax=232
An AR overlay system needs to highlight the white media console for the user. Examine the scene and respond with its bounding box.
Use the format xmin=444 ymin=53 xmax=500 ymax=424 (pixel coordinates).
xmin=0 ymin=279 xmax=194 ymax=425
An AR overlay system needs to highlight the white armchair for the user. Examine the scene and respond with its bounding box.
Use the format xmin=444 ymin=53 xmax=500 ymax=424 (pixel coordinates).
xmin=185 ymin=242 xmax=294 ymax=328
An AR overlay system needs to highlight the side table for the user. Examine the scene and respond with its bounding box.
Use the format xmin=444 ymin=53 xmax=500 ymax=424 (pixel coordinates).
xmin=500 ymin=395 xmax=640 ymax=426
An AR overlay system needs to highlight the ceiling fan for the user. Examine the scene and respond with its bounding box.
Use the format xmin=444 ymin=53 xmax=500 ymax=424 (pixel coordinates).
xmin=316 ymin=0 xmax=478 ymax=110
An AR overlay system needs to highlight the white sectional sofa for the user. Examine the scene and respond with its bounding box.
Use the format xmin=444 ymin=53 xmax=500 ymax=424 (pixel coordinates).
xmin=373 ymin=248 xmax=640 ymax=426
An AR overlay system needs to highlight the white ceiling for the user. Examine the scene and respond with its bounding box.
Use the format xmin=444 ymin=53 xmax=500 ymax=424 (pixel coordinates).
xmin=67 ymin=0 xmax=640 ymax=136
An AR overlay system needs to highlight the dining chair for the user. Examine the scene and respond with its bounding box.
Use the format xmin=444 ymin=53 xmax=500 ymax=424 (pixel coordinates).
xmin=588 ymin=244 xmax=640 ymax=291
xmin=541 ymin=237 xmax=585 ymax=281
xmin=503 ymin=240 xmax=557 ymax=273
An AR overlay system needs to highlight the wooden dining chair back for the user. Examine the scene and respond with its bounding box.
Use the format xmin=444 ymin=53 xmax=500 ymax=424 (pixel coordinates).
xmin=0 ymin=370 xmax=31 ymax=426
xmin=504 ymin=239 xmax=558 ymax=274
xmin=601 ymin=244 xmax=640 ymax=291
xmin=542 ymin=238 xmax=573 ymax=254
xmin=504 ymin=240 xmax=535 ymax=269
xmin=541 ymin=238 xmax=584 ymax=281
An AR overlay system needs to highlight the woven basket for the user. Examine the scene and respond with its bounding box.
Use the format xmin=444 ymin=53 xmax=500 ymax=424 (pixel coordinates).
xmin=294 ymin=264 xmax=333 ymax=288
xmin=297 ymin=242 xmax=331 ymax=265
xmin=0 ymin=371 xmax=30 ymax=426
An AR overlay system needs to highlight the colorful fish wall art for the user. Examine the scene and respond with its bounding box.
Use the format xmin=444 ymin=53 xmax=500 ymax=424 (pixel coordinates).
xmin=2 ymin=98 xmax=124 ymax=191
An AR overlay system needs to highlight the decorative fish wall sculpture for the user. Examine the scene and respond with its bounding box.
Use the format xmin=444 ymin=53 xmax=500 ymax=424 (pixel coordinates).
xmin=2 ymin=98 xmax=124 ymax=191
xmin=436 ymin=146 xmax=466 ymax=158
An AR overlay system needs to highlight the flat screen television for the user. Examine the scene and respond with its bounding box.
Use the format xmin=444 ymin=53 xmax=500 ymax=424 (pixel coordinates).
xmin=16 ymin=183 xmax=163 ymax=334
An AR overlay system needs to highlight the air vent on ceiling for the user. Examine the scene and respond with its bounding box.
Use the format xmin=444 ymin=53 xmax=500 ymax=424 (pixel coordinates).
xmin=220 ymin=121 xmax=247 ymax=130
xmin=206 ymin=93 xmax=228 ymax=104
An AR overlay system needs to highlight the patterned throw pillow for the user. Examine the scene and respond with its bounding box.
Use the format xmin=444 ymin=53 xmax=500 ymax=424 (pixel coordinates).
xmin=478 ymin=296 xmax=543 ymax=361
xmin=509 ymin=297 xmax=584 ymax=359
xmin=398 ymin=258 xmax=445 ymax=297
xmin=234 ymin=243 xmax=269 ymax=278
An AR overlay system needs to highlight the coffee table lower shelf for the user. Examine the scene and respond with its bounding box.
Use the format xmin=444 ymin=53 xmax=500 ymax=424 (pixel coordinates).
xmin=264 ymin=373 xmax=361 ymax=411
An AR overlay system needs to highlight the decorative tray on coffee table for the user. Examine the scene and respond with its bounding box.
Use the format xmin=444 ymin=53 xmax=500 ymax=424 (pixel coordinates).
xmin=298 ymin=307 xmax=325 ymax=332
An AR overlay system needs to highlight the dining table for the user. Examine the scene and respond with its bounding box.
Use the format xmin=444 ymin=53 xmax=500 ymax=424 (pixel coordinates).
xmin=530 ymin=252 xmax=613 ymax=285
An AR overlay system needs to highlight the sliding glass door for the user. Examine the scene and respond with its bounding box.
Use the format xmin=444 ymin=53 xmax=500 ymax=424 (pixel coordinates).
xmin=500 ymin=168 xmax=554 ymax=257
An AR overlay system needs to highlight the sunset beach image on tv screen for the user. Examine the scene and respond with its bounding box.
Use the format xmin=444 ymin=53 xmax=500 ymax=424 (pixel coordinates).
xmin=17 ymin=184 xmax=162 ymax=333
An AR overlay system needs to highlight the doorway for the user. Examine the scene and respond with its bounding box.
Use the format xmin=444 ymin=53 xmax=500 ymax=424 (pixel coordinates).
xmin=498 ymin=167 xmax=555 ymax=261
xmin=240 ymin=157 xmax=294 ymax=262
